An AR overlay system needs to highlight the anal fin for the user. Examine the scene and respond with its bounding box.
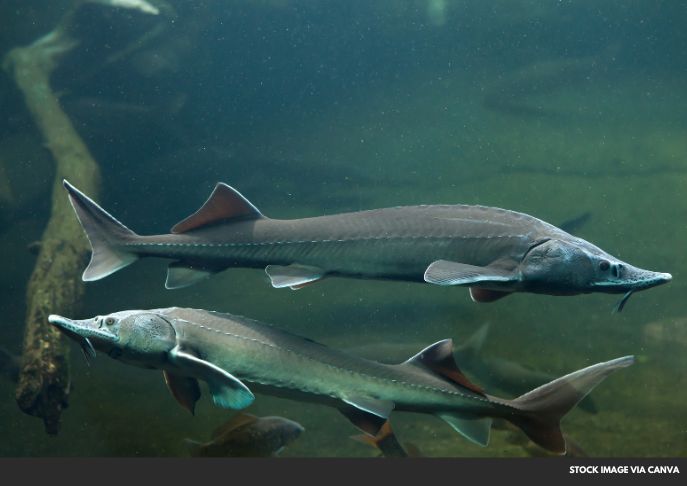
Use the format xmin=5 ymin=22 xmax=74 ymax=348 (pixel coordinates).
xmin=437 ymin=412 xmax=492 ymax=447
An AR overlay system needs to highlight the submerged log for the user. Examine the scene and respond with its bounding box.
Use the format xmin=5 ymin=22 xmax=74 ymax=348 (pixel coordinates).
xmin=3 ymin=18 xmax=101 ymax=434
xmin=2 ymin=0 xmax=159 ymax=434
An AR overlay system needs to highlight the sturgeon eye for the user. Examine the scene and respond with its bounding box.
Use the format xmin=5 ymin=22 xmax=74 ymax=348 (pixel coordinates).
xmin=105 ymin=317 xmax=115 ymax=326
xmin=599 ymin=260 xmax=610 ymax=271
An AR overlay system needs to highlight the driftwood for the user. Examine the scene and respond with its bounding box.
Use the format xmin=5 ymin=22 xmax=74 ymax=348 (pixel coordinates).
xmin=2 ymin=0 xmax=159 ymax=434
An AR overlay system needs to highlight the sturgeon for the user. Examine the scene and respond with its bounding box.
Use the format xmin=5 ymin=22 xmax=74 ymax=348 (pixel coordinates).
xmin=63 ymin=180 xmax=671 ymax=310
xmin=49 ymin=307 xmax=633 ymax=454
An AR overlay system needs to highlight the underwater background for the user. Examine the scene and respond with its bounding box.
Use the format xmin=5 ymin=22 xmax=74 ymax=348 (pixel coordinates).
xmin=0 ymin=0 xmax=685 ymax=457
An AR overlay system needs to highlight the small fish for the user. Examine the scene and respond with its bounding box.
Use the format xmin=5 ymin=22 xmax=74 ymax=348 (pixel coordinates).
xmin=184 ymin=413 xmax=304 ymax=457
xmin=62 ymin=181 xmax=670 ymax=311
xmin=50 ymin=308 xmax=634 ymax=454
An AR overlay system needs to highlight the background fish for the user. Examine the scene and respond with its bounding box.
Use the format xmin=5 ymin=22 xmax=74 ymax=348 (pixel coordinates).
xmin=184 ymin=412 xmax=304 ymax=457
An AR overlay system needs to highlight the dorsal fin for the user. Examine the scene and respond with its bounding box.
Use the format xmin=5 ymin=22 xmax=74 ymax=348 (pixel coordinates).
xmin=171 ymin=183 xmax=263 ymax=234
xmin=211 ymin=413 xmax=258 ymax=439
xmin=403 ymin=339 xmax=485 ymax=396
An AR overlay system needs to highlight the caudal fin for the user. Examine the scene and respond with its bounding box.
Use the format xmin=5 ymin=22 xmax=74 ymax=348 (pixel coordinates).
xmin=507 ymin=356 xmax=634 ymax=454
xmin=63 ymin=180 xmax=138 ymax=281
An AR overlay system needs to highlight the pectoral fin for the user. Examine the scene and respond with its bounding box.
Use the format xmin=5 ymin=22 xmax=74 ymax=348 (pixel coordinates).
xmin=424 ymin=260 xmax=517 ymax=286
xmin=339 ymin=395 xmax=395 ymax=436
xmin=170 ymin=346 xmax=254 ymax=410
xmin=265 ymin=264 xmax=325 ymax=289
xmin=163 ymin=370 xmax=201 ymax=415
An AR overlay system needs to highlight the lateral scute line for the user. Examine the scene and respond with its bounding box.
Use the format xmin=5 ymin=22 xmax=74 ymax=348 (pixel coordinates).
xmin=179 ymin=319 xmax=487 ymax=403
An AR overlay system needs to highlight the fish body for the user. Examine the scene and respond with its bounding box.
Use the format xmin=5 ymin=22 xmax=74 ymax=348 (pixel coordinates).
xmin=63 ymin=181 xmax=670 ymax=308
xmin=185 ymin=413 xmax=304 ymax=457
xmin=50 ymin=307 xmax=633 ymax=454
xmin=482 ymin=45 xmax=620 ymax=117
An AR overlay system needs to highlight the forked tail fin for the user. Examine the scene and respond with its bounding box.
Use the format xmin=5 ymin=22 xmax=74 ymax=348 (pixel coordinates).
xmin=63 ymin=180 xmax=138 ymax=281
xmin=507 ymin=355 xmax=634 ymax=454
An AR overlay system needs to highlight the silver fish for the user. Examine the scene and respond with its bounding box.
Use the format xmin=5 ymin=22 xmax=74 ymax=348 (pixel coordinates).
xmin=63 ymin=181 xmax=670 ymax=310
xmin=50 ymin=307 xmax=633 ymax=454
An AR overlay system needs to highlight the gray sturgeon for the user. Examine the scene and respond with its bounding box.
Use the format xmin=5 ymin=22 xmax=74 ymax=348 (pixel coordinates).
xmin=63 ymin=180 xmax=671 ymax=310
xmin=49 ymin=307 xmax=633 ymax=454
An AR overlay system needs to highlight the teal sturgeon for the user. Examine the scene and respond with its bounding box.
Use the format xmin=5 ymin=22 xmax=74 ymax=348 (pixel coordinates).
xmin=63 ymin=181 xmax=670 ymax=309
xmin=49 ymin=307 xmax=633 ymax=454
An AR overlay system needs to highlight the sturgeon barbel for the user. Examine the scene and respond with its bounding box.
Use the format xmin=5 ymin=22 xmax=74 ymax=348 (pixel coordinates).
xmin=49 ymin=307 xmax=633 ymax=454
xmin=63 ymin=180 xmax=671 ymax=309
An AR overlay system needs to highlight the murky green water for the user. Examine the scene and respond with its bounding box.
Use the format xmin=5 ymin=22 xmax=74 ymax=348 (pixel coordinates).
xmin=0 ymin=1 xmax=685 ymax=457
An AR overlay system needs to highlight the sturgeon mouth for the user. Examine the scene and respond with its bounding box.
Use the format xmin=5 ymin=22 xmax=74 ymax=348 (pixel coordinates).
xmin=592 ymin=269 xmax=671 ymax=313
xmin=592 ymin=270 xmax=672 ymax=292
